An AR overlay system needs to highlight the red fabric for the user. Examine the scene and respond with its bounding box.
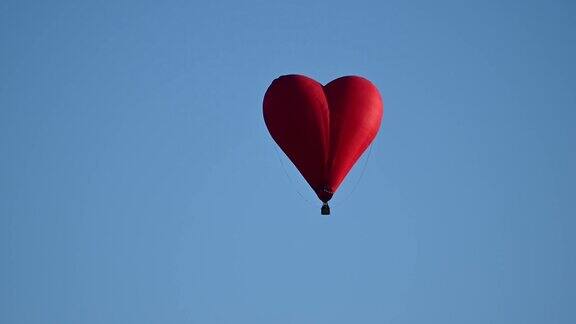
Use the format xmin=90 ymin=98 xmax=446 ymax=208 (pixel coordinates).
xmin=263 ymin=74 xmax=383 ymax=202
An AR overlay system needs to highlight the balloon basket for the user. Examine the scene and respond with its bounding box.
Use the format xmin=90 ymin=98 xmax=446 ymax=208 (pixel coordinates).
xmin=321 ymin=203 xmax=330 ymax=215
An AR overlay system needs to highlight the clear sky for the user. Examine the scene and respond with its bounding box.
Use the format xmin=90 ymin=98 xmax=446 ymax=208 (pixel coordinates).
xmin=1 ymin=0 xmax=575 ymax=323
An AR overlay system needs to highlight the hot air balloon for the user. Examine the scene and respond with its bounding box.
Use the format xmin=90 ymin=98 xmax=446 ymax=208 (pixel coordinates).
xmin=263 ymin=74 xmax=383 ymax=215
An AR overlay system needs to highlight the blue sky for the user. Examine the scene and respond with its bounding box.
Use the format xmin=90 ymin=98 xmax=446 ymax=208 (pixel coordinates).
xmin=1 ymin=0 xmax=575 ymax=323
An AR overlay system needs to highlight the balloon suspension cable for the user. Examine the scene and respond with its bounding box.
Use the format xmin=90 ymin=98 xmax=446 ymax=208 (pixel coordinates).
xmin=273 ymin=145 xmax=315 ymax=207
xmin=331 ymin=143 xmax=374 ymax=207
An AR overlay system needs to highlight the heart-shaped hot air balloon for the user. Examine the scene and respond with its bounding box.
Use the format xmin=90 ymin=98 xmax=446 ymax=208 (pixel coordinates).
xmin=263 ymin=74 xmax=383 ymax=215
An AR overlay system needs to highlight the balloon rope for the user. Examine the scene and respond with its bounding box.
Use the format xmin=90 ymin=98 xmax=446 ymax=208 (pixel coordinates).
xmin=273 ymin=146 xmax=316 ymax=207
xmin=331 ymin=143 xmax=373 ymax=207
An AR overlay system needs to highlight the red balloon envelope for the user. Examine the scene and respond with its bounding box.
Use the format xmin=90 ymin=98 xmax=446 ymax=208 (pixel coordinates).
xmin=263 ymin=74 xmax=383 ymax=214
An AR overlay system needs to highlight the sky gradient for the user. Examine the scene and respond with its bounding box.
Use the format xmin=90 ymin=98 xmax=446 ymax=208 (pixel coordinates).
xmin=1 ymin=0 xmax=575 ymax=323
